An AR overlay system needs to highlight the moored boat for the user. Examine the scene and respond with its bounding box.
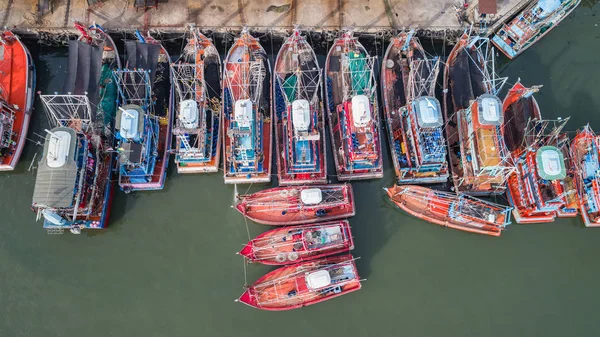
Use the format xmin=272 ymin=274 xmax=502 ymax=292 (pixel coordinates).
xmin=381 ymin=31 xmax=448 ymax=184
xmin=570 ymin=125 xmax=600 ymax=227
xmin=325 ymin=30 xmax=383 ymax=180
xmin=385 ymin=185 xmax=512 ymax=236
xmin=237 ymin=254 xmax=361 ymax=311
xmin=491 ymin=0 xmax=581 ymax=59
xmin=235 ymin=184 xmax=355 ymax=225
xmin=239 ymin=220 xmax=354 ymax=265
xmin=443 ymin=33 xmax=513 ymax=196
xmin=31 ymin=23 xmax=120 ymax=234
xmin=273 ymin=29 xmax=327 ymax=185
xmin=0 ymin=30 xmax=35 ymax=171
xmin=504 ymin=116 xmax=578 ymax=223
xmin=113 ymin=31 xmax=173 ymax=192
xmin=171 ymin=28 xmax=222 ymax=173
xmin=223 ymin=28 xmax=271 ymax=184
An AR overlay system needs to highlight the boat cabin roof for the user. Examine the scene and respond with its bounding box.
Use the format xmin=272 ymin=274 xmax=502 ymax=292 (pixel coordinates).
xmin=536 ymin=0 xmax=561 ymax=18
xmin=413 ymin=96 xmax=443 ymax=128
xmin=292 ymin=99 xmax=310 ymax=132
xmin=536 ymin=146 xmax=566 ymax=180
xmin=32 ymin=127 xmax=78 ymax=208
xmin=235 ymin=99 xmax=253 ymax=128
xmin=179 ymin=99 xmax=199 ymax=129
xmin=306 ymin=270 xmax=331 ymax=289
xmin=477 ymin=94 xmax=503 ymax=126
xmin=301 ymin=188 xmax=322 ymax=205
xmin=351 ymin=95 xmax=371 ymax=127
xmin=116 ymin=105 xmax=144 ymax=140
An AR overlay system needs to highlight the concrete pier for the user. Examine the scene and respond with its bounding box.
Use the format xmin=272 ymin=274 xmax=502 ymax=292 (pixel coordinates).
xmin=1 ymin=0 xmax=531 ymax=36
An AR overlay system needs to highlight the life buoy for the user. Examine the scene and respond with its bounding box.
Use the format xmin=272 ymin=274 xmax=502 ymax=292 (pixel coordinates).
xmin=275 ymin=253 xmax=287 ymax=263
xmin=288 ymin=252 xmax=299 ymax=261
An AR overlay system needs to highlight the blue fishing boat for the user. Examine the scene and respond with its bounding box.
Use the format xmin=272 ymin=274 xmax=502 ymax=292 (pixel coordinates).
xmin=31 ymin=23 xmax=120 ymax=234
xmin=571 ymin=125 xmax=600 ymax=227
xmin=113 ymin=31 xmax=173 ymax=191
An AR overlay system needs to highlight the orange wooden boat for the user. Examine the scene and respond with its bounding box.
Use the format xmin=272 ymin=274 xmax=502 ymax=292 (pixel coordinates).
xmin=0 ymin=30 xmax=35 ymax=171
xmin=235 ymin=184 xmax=355 ymax=225
xmin=239 ymin=220 xmax=354 ymax=265
xmin=385 ymin=185 xmax=512 ymax=236
xmin=237 ymin=254 xmax=361 ymax=311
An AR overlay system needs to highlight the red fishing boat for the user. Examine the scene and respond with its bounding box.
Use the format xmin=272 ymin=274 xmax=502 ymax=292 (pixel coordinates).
xmin=237 ymin=254 xmax=361 ymax=311
xmin=273 ymin=29 xmax=327 ymax=185
xmin=222 ymin=28 xmax=272 ymax=184
xmin=239 ymin=220 xmax=354 ymax=265
xmin=324 ymin=30 xmax=383 ymax=180
xmin=235 ymin=184 xmax=355 ymax=225
xmin=385 ymin=185 xmax=512 ymax=236
xmin=570 ymin=125 xmax=600 ymax=227
xmin=0 ymin=30 xmax=35 ymax=171
xmin=443 ymin=33 xmax=513 ymax=196
xmin=502 ymin=82 xmax=578 ymax=223
xmin=381 ymin=31 xmax=448 ymax=184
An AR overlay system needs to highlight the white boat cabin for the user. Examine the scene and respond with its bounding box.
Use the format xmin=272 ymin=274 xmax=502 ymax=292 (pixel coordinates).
xmin=477 ymin=94 xmax=503 ymax=126
xmin=306 ymin=269 xmax=331 ymax=290
xmin=536 ymin=146 xmax=566 ymax=180
xmin=301 ymin=188 xmax=323 ymax=205
xmin=292 ymin=99 xmax=310 ymax=132
xmin=46 ymin=129 xmax=72 ymax=168
xmin=351 ymin=95 xmax=371 ymax=128
xmin=179 ymin=99 xmax=199 ymax=129
xmin=234 ymin=99 xmax=253 ymax=128
xmin=118 ymin=107 xmax=141 ymax=139
xmin=414 ymin=96 xmax=443 ymax=128
xmin=534 ymin=0 xmax=561 ymax=19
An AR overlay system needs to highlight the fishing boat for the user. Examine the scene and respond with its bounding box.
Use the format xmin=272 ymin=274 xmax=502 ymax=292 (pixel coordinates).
xmin=239 ymin=220 xmax=354 ymax=265
xmin=570 ymin=125 xmax=600 ymax=227
xmin=237 ymin=254 xmax=361 ymax=311
xmin=273 ymin=29 xmax=327 ymax=185
xmin=171 ymin=28 xmax=222 ymax=173
xmin=491 ymin=0 xmax=580 ymax=59
xmin=503 ymin=115 xmax=578 ymax=223
xmin=381 ymin=31 xmax=448 ymax=184
xmin=31 ymin=23 xmax=120 ymax=234
xmin=385 ymin=185 xmax=512 ymax=236
xmin=324 ymin=30 xmax=383 ymax=180
xmin=113 ymin=31 xmax=172 ymax=191
xmin=235 ymin=184 xmax=355 ymax=225
xmin=443 ymin=33 xmax=514 ymax=196
xmin=0 ymin=30 xmax=35 ymax=171
xmin=223 ymin=28 xmax=271 ymax=184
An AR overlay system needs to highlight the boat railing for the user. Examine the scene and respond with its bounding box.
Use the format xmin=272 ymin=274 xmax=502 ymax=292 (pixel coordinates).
xmin=39 ymin=94 xmax=94 ymax=131
xmin=113 ymin=69 xmax=153 ymax=115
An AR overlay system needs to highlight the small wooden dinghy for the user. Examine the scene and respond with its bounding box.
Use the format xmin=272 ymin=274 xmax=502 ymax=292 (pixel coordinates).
xmin=238 ymin=254 xmax=361 ymax=311
xmin=239 ymin=220 xmax=354 ymax=265
xmin=235 ymin=184 xmax=355 ymax=225
xmin=385 ymin=185 xmax=512 ymax=236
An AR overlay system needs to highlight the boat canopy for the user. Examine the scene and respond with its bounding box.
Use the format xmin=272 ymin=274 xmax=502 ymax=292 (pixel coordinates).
xmin=301 ymin=188 xmax=323 ymax=205
xmin=306 ymin=269 xmax=331 ymax=289
xmin=536 ymin=146 xmax=566 ymax=180
xmin=179 ymin=99 xmax=199 ymax=129
xmin=32 ymin=127 xmax=78 ymax=208
xmin=116 ymin=105 xmax=144 ymax=140
xmin=351 ymin=95 xmax=371 ymax=127
xmin=234 ymin=99 xmax=253 ymax=128
xmin=292 ymin=99 xmax=310 ymax=132
xmin=536 ymin=0 xmax=561 ymax=18
xmin=46 ymin=130 xmax=73 ymax=168
xmin=477 ymin=94 xmax=503 ymax=126
xmin=414 ymin=96 xmax=443 ymax=128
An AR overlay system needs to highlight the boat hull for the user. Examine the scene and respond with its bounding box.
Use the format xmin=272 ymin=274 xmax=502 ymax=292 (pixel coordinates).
xmin=0 ymin=31 xmax=35 ymax=171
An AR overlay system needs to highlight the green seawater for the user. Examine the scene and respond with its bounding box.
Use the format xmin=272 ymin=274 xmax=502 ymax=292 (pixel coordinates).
xmin=1 ymin=5 xmax=600 ymax=337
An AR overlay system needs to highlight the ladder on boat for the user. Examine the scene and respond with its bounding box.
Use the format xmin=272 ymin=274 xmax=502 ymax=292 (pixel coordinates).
xmin=179 ymin=134 xmax=193 ymax=152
